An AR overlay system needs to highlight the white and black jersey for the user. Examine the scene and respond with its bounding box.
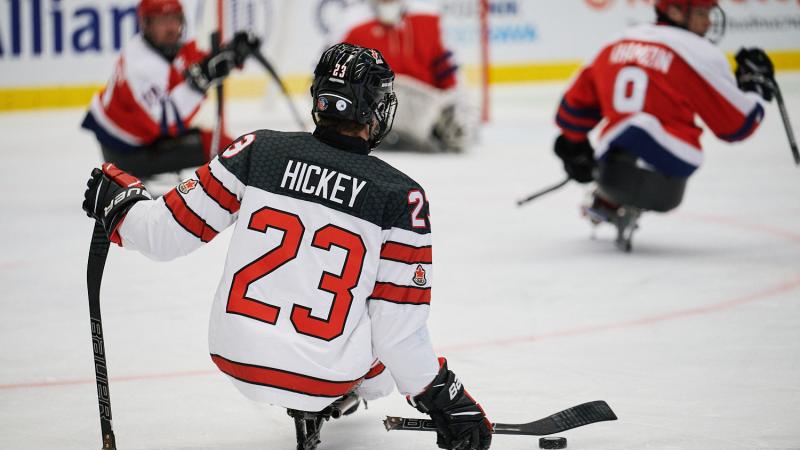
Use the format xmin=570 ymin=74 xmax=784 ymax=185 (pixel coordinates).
xmin=116 ymin=127 xmax=439 ymax=411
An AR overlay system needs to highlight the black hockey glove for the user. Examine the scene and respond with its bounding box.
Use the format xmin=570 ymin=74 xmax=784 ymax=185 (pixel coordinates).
xmin=82 ymin=163 xmax=152 ymax=244
xmin=229 ymin=31 xmax=261 ymax=67
xmin=185 ymin=32 xmax=260 ymax=93
xmin=735 ymin=48 xmax=775 ymax=102
xmin=409 ymin=359 xmax=492 ymax=450
xmin=554 ymin=134 xmax=596 ymax=183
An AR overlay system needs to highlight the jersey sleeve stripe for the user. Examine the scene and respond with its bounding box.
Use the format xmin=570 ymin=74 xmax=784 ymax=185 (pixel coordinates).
xmin=196 ymin=165 xmax=241 ymax=214
xmin=211 ymin=354 xmax=362 ymax=397
xmin=163 ymin=189 xmax=219 ymax=242
xmin=718 ymin=104 xmax=765 ymax=142
xmin=365 ymin=362 xmax=386 ymax=379
xmin=559 ymin=98 xmax=603 ymax=121
xmin=556 ymin=113 xmax=596 ymax=133
xmin=370 ymin=282 xmax=431 ymax=305
xmin=380 ymin=242 xmax=432 ymax=264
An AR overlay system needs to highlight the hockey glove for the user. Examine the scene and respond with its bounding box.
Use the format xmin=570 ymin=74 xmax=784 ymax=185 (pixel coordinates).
xmin=409 ymin=358 xmax=492 ymax=450
xmin=82 ymin=163 xmax=152 ymax=244
xmin=185 ymin=32 xmax=260 ymax=93
xmin=735 ymin=48 xmax=775 ymax=102
xmin=229 ymin=31 xmax=261 ymax=67
xmin=554 ymin=134 xmax=596 ymax=183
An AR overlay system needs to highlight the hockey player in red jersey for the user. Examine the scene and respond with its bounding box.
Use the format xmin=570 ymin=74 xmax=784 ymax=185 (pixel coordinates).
xmin=331 ymin=0 xmax=471 ymax=152
xmin=81 ymin=0 xmax=259 ymax=180
xmin=82 ymin=43 xmax=492 ymax=450
xmin=553 ymin=0 xmax=775 ymax=251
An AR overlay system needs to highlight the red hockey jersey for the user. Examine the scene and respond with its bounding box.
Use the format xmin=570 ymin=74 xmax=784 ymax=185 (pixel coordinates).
xmin=556 ymin=23 xmax=764 ymax=177
xmin=82 ymin=34 xmax=207 ymax=152
xmin=331 ymin=2 xmax=457 ymax=90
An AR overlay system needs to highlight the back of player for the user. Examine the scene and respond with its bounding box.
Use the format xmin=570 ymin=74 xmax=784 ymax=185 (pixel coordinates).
xmin=204 ymin=128 xmax=434 ymax=411
xmin=84 ymin=42 xmax=492 ymax=450
xmin=557 ymin=12 xmax=764 ymax=180
xmin=552 ymin=0 xmax=774 ymax=250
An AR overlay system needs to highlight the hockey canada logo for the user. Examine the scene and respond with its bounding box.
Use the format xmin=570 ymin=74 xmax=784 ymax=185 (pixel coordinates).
xmin=413 ymin=265 xmax=427 ymax=286
xmin=178 ymin=178 xmax=198 ymax=195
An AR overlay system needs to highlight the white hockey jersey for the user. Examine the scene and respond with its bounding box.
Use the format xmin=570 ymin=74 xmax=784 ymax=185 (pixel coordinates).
xmin=115 ymin=129 xmax=440 ymax=411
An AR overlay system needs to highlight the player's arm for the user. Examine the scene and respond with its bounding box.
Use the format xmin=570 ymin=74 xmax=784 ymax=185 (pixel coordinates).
xmin=555 ymin=65 xmax=603 ymax=142
xmin=682 ymin=50 xmax=768 ymax=143
xmin=428 ymin=16 xmax=458 ymax=90
xmin=553 ymin=65 xmax=601 ymax=183
xmin=82 ymin=135 xmax=252 ymax=260
xmin=368 ymin=189 xmax=437 ymax=394
xmin=368 ymin=189 xmax=491 ymax=450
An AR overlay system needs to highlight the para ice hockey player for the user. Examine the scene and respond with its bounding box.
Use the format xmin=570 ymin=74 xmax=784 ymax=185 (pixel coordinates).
xmin=82 ymin=43 xmax=492 ymax=450
xmin=553 ymin=0 xmax=775 ymax=251
xmin=81 ymin=0 xmax=259 ymax=181
xmin=331 ymin=0 xmax=473 ymax=153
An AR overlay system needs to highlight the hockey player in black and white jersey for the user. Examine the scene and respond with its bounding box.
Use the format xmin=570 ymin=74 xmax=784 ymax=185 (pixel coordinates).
xmin=82 ymin=43 xmax=492 ymax=450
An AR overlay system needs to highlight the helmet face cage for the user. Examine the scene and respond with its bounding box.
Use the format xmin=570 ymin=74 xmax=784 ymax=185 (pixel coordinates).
xmin=311 ymin=43 xmax=398 ymax=148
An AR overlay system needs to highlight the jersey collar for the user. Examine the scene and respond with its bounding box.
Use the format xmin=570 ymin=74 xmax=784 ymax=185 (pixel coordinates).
xmin=313 ymin=126 xmax=371 ymax=155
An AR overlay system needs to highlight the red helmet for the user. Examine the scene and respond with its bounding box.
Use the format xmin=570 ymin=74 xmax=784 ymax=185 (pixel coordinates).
xmin=655 ymin=0 xmax=718 ymax=14
xmin=137 ymin=0 xmax=183 ymax=20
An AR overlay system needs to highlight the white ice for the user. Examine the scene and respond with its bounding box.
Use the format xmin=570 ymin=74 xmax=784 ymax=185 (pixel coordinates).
xmin=1 ymin=75 xmax=799 ymax=450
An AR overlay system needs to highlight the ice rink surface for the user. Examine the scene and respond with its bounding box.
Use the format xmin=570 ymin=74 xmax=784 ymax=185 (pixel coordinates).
xmin=1 ymin=75 xmax=799 ymax=450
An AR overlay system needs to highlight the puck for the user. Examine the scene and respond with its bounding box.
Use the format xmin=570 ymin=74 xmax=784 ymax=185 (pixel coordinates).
xmin=539 ymin=436 xmax=567 ymax=449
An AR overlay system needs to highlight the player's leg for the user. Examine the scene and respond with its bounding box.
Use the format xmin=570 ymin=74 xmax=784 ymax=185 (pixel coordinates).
xmin=99 ymin=128 xmax=232 ymax=180
xmin=596 ymin=148 xmax=687 ymax=213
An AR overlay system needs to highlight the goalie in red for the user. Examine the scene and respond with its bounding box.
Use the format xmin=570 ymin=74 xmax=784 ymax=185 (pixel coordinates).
xmin=331 ymin=0 xmax=475 ymax=152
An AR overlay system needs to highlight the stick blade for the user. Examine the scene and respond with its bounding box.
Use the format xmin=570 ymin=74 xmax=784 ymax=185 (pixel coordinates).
xmin=494 ymin=400 xmax=617 ymax=436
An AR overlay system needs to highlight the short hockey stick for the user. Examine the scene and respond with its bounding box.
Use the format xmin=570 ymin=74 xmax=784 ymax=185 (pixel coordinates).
xmin=250 ymin=48 xmax=309 ymax=131
xmin=209 ymin=30 xmax=225 ymax=158
xmin=516 ymin=177 xmax=571 ymax=207
xmin=384 ymin=400 xmax=617 ymax=436
xmin=768 ymin=78 xmax=799 ymax=165
xmin=87 ymin=222 xmax=117 ymax=450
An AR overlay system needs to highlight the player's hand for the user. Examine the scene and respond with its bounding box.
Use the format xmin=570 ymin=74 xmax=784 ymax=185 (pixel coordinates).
xmin=554 ymin=135 xmax=596 ymax=183
xmin=409 ymin=359 xmax=492 ymax=450
xmin=83 ymin=163 xmax=152 ymax=244
xmin=229 ymin=31 xmax=261 ymax=67
xmin=735 ymin=48 xmax=775 ymax=102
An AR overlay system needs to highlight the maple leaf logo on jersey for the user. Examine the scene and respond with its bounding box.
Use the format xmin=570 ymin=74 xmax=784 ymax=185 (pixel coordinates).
xmin=178 ymin=178 xmax=198 ymax=195
xmin=413 ymin=264 xmax=427 ymax=286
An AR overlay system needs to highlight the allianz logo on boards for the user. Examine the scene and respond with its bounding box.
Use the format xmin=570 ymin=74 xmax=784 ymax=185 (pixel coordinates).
xmin=0 ymin=0 xmax=140 ymax=58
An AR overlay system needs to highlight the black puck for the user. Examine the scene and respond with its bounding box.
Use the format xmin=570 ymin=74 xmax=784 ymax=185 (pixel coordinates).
xmin=539 ymin=436 xmax=567 ymax=449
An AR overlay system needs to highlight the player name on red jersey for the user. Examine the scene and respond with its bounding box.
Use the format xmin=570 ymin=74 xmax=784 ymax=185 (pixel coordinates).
xmin=279 ymin=159 xmax=370 ymax=210
xmin=609 ymin=42 xmax=675 ymax=74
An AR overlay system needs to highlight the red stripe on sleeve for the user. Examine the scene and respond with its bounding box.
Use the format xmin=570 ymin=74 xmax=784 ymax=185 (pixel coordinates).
xmin=196 ymin=165 xmax=241 ymax=214
xmin=365 ymin=362 xmax=386 ymax=379
xmin=370 ymin=282 xmax=431 ymax=305
xmin=211 ymin=354 xmax=361 ymax=397
xmin=380 ymin=242 xmax=432 ymax=264
xmin=163 ymin=190 xmax=218 ymax=242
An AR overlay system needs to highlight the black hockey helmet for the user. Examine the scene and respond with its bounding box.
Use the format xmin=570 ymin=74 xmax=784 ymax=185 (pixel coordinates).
xmin=311 ymin=43 xmax=398 ymax=149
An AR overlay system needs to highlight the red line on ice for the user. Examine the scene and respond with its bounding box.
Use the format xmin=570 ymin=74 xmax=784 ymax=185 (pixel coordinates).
xmin=1 ymin=213 xmax=798 ymax=391
xmin=441 ymin=274 xmax=800 ymax=353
